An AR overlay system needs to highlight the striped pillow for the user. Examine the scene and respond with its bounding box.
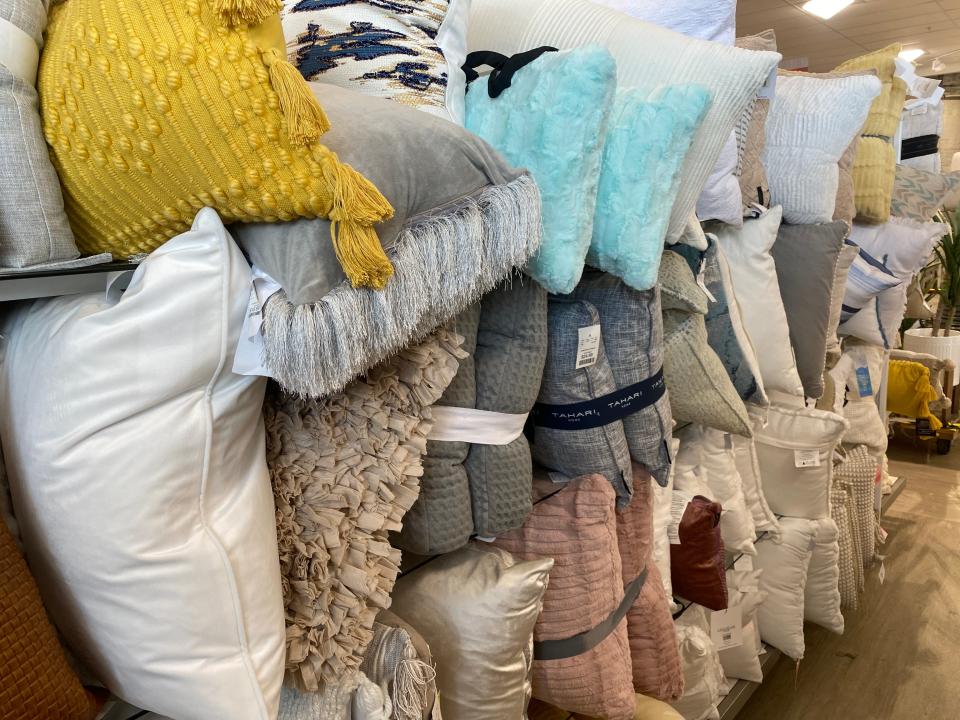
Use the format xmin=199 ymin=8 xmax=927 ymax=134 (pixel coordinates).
xmin=839 ymin=241 xmax=902 ymax=323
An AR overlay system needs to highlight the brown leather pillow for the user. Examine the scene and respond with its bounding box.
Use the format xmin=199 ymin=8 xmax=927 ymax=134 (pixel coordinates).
xmin=0 ymin=521 xmax=95 ymax=720
xmin=670 ymin=496 xmax=728 ymax=611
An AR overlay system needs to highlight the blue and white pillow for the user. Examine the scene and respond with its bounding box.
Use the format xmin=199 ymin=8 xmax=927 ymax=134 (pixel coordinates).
xmin=839 ymin=240 xmax=902 ymax=324
xmin=281 ymin=0 xmax=471 ymax=124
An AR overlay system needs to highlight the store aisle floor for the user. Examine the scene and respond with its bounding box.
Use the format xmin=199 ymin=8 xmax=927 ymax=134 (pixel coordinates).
xmin=738 ymin=443 xmax=960 ymax=720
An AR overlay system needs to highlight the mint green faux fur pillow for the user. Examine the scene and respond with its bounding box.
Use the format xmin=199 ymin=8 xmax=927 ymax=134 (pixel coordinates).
xmin=588 ymin=85 xmax=711 ymax=291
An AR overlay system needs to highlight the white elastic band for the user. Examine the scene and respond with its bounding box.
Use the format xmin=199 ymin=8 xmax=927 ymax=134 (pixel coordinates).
xmin=427 ymin=406 xmax=528 ymax=445
xmin=0 ymin=17 xmax=40 ymax=86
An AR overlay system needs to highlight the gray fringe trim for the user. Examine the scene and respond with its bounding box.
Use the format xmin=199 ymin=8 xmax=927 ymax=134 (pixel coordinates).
xmin=262 ymin=174 xmax=542 ymax=398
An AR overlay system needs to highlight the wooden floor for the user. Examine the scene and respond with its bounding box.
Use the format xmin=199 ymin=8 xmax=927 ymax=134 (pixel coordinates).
xmin=737 ymin=438 xmax=960 ymax=720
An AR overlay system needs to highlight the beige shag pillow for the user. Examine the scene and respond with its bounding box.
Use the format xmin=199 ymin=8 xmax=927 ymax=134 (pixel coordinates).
xmin=265 ymin=329 xmax=466 ymax=691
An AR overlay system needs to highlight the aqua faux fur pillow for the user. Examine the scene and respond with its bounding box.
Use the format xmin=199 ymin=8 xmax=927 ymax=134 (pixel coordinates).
xmin=465 ymin=47 xmax=617 ymax=294
xmin=588 ymin=85 xmax=711 ymax=291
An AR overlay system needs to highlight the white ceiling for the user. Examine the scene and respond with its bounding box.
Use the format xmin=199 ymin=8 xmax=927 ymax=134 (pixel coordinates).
xmin=736 ymin=0 xmax=960 ymax=74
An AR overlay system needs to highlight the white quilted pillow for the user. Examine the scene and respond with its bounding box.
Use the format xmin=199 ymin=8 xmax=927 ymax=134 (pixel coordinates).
xmin=590 ymin=0 xmax=737 ymax=44
xmin=715 ymin=206 xmax=805 ymax=398
xmin=763 ymin=73 xmax=881 ymax=224
xmin=755 ymin=517 xmax=819 ymax=660
xmin=755 ymin=404 xmax=849 ymax=520
xmin=467 ymin=0 xmax=780 ymax=243
xmin=804 ymin=518 xmax=844 ymax=634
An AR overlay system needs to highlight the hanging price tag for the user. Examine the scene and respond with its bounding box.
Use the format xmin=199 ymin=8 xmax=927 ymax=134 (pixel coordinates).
xmin=576 ymin=324 xmax=602 ymax=369
xmin=794 ymin=449 xmax=821 ymax=468
xmin=669 ymin=491 xmax=694 ymax=544
xmin=710 ymin=606 xmax=744 ymax=650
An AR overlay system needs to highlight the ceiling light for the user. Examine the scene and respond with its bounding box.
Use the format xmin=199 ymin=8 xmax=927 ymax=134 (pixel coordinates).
xmin=899 ymin=48 xmax=925 ymax=62
xmin=802 ymin=0 xmax=855 ymax=20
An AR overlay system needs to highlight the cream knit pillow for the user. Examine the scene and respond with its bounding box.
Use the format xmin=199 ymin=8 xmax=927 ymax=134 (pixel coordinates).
xmin=467 ymin=0 xmax=780 ymax=244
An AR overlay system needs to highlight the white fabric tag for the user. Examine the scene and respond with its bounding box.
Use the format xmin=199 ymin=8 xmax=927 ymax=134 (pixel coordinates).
xmin=233 ymin=266 xmax=282 ymax=377
xmin=757 ymin=64 xmax=777 ymax=100
xmin=0 ymin=16 xmax=40 ymax=86
xmin=710 ymin=606 xmax=744 ymax=650
xmin=794 ymin=449 xmax=821 ymax=468
xmin=669 ymin=490 xmax=694 ymax=545
xmin=548 ymin=471 xmax=571 ymax=485
xmin=475 ymin=535 xmax=497 ymax=543
xmin=576 ymin=324 xmax=602 ymax=369
xmin=878 ymin=561 xmax=886 ymax=585
xmin=696 ymin=268 xmax=718 ymax=304
xmin=426 ymin=406 xmax=529 ymax=445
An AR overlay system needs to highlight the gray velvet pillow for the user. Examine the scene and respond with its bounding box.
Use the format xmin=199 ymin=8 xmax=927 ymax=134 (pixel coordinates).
xmin=532 ymin=297 xmax=634 ymax=505
xmin=0 ymin=0 xmax=83 ymax=268
xmin=771 ymin=221 xmax=848 ymax=399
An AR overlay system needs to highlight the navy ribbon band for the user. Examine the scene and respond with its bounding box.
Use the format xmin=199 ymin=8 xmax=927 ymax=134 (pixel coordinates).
xmin=901 ymin=134 xmax=939 ymax=160
xmin=532 ymin=368 xmax=665 ymax=430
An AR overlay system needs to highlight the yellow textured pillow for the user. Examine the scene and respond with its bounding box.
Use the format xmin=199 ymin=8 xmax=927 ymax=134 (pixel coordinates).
xmin=833 ymin=44 xmax=902 ymax=137
xmin=39 ymin=0 xmax=394 ymax=288
xmin=852 ymin=137 xmax=895 ymax=223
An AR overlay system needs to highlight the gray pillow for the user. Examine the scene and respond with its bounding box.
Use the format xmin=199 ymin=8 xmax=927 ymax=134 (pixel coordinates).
xmin=532 ymin=297 xmax=633 ymax=505
xmin=771 ymin=221 xmax=848 ymax=399
xmin=247 ymin=84 xmax=542 ymax=399
xmin=572 ymin=269 xmax=672 ymax=487
xmin=0 ymin=0 xmax=81 ymax=268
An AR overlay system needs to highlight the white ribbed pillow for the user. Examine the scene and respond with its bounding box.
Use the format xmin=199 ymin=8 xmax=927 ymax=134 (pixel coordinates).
xmin=763 ymin=73 xmax=881 ymax=224
xmin=467 ymin=0 xmax=780 ymax=243
xmin=590 ymin=0 xmax=736 ymax=44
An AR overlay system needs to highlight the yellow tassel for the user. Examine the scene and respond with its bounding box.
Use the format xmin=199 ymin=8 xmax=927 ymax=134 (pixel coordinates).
xmin=215 ymin=0 xmax=282 ymax=27
xmin=263 ymin=48 xmax=330 ymax=145
xmin=324 ymin=160 xmax=395 ymax=289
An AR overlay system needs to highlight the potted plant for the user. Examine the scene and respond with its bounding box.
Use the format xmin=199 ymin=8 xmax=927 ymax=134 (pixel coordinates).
xmin=904 ymin=207 xmax=960 ymax=374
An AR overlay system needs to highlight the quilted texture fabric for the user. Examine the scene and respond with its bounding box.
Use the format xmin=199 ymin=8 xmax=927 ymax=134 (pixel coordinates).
xmin=0 ymin=522 xmax=95 ymax=720
xmin=771 ymin=220 xmax=848 ymax=399
xmin=715 ymin=206 xmax=806 ymax=398
xmin=803 ymin=518 xmax=844 ymax=634
xmin=465 ymin=46 xmax=616 ymax=294
xmin=834 ymin=44 xmax=903 ymax=138
xmin=281 ymin=0 xmax=470 ymax=124
xmin=834 ymin=445 xmax=878 ymax=571
xmin=590 ymin=0 xmax=737 ymax=44
xmin=763 ymin=73 xmax=881 ymax=224
xmin=533 ymin=297 xmax=634 ymax=504
xmin=617 ymin=465 xmax=684 ymax=701
xmin=670 ymin=496 xmax=727 ymax=611
xmin=852 ymin=137 xmax=897 ymax=224
xmin=891 ymin=165 xmax=960 ymax=222
xmin=755 ymin=517 xmax=818 ymax=660
xmin=0 ymin=0 xmax=83 ymax=268
xmin=573 ymin=269 xmax=673 ymax=486
xmin=466 ymin=279 xmax=548 ymax=536
xmin=467 ymin=0 xmax=780 ymax=244
xmin=390 ymin=544 xmax=553 ymax=720
xmin=830 ymin=485 xmax=861 ymax=610
xmin=494 ymin=475 xmax=636 ymax=720
xmin=660 ymin=251 xmax=752 ymax=436
xmin=39 ymin=1 xmax=393 ymax=276
xmin=264 ymin=330 xmax=465 ymax=690
xmin=589 ymin=85 xmax=711 ymax=291
xmin=735 ymin=30 xmax=777 ymax=210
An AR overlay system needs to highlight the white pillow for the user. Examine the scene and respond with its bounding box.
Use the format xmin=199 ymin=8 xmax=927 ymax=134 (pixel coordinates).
xmin=754 ymin=405 xmax=849 ymax=520
xmin=696 ymin=131 xmax=744 ymax=226
xmin=838 ymin=284 xmax=907 ymax=349
xmin=848 ymin=217 xmax=947 ymax=279
xmin=763 ymin=73 xmax=881 ymax=224
xmin=839 ymin=243 xmax=903 ymax=325
xmin=590 ymin=0 xmax=737 ymax=44
xmin=833 ymin=344 xmax=888 ymax=458
xmin=672 ymin=609 xmax=726 ymax=720
xmin=714 ymin=206 xmax=805 ymax=398
xmin=676 ymin=425 xmax=757 ymax=556
xmin=653 ymin=438 xmax=682 ymax=608
xmin=0 ymin=209 xmax=285 ymax=720
xmin=718 ymin=565 xmax=767 ymax=683
xmin=755 ymin=518 xmax=819 ymax=660
xmin=467 ymin=0 xmax=780 ymax=243
xmin=731 ymin=428 xmax=780 ymax=537
xmin=804 ymin=518 xmax=844 ymax=634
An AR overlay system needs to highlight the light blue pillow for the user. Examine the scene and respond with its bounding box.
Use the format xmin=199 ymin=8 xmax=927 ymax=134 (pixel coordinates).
xmin=588 ymin=85 xmax=711 ymax=291
xmin=465 ymin=47 xmax=617 ymax=294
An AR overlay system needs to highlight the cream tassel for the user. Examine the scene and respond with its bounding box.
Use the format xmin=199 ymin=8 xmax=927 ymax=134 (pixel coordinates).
xmin=392 ymin=658 xmax=436 ymax=720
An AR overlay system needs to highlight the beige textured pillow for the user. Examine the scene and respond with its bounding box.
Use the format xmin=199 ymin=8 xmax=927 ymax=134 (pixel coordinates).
xmin=735 ymin=30 xmax=777 ymax=209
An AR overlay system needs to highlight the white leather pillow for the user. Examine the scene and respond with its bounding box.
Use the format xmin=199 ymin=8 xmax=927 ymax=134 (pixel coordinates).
xmin=676 ymin=425 xmax=757 ymax=556
xmin=763 ymin=73 xmax=881 ymax=224
xmin=755 ymin=405 xmax=848 ymax=520
xmin=590 ymin=0 xmax=737 ymax=44
xmin=714 ymin=206 xmax=805 ymax=398
xmin=755 ymin=518 xmax=819 ymax=660
xmin=0 ymin=209 xmax=285 ymax=720
xmin=804 ymin=518 xmax=844 ymax=634
xmin=467 ymin=0 xmax=781 ymax=243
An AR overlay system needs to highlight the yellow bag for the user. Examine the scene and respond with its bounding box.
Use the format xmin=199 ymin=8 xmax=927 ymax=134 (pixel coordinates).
xmin=39 ymin=0 xmax=394 ymax=288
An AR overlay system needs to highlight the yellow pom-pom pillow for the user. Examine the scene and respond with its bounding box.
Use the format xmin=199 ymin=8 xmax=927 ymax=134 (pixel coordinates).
xmin=39 ymin=0 xmax=394 ymax=288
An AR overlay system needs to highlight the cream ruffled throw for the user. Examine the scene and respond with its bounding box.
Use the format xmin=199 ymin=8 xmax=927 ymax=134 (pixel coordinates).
xmin=265 ymin=330 xmax=466 ymax=691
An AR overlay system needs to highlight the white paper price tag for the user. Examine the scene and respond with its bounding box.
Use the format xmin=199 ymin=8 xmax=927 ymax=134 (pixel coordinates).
xmin=757 ymin=65 xmax=777 ymax=100
xmin=669 ymin=491 xmax=694 ymax=545
xmin=576 ymin=324 xmax=602 ymax=369
xmin=710 ymin=606 xmax=744 ymax=650
xmin=794 ymin=449 xmax=821 ymax=468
